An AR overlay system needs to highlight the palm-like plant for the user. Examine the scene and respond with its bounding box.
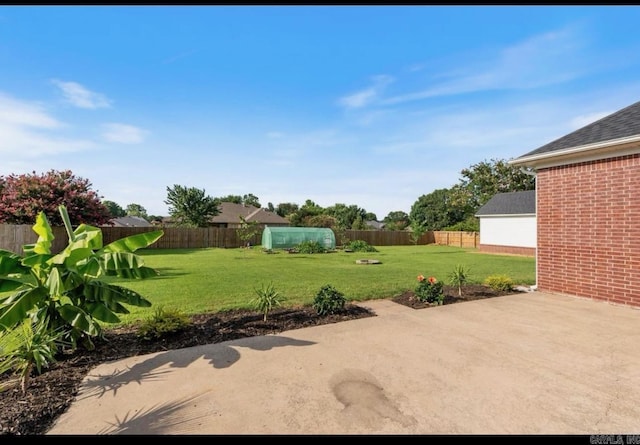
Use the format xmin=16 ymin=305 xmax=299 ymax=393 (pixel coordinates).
xmin=0 ymin=205 xmax=163 ymax=350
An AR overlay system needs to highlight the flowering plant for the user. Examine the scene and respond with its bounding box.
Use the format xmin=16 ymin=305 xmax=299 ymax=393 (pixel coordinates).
xmin=415 ymin=274 xmax=444 ymax=305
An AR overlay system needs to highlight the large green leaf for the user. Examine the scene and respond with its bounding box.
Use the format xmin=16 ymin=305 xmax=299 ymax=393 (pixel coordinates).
xmin=21 ymin=253 xmax=52 ymax=269
xmin=99 ymin=252 xmax=159 ymax=279
xmin=0 ymin=251 xmax=33 ymax=292
xmin=104 ymin=266 xmax=159 ymax=279
xmin=45 ymin=268 xmax=64 ymax=297
xmin=72 ymin=224 xmax=103 ymax=250
xmin=0 ymin=250 xmax=28 ymax=275
xmin=84 ymin=302 xmax=123 ymax=323
xmin=82 ymin=281 xmax=152 ymax=309
xmin=74 ymin=256 xmax=101 ymax=278
xmin=51 ymin=242 xmax=93 ymax=266
xmin=0 ymin=287 xmax=47 ymax=331
xmin=57 ymin=305 xmax=100 ymax=337
xmin=101 ymin=230 xmax=164 ymax=253
xmin=22 ymin=212 xmax=54 ymax=256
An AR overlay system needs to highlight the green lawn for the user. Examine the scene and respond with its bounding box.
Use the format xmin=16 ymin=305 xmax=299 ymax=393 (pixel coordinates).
xmin=105 ymin=245 xmax=535 ymax=325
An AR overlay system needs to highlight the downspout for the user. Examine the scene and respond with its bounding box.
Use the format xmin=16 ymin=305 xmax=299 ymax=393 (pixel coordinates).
xmin=520 ymin=167 xmax=538 ymax=291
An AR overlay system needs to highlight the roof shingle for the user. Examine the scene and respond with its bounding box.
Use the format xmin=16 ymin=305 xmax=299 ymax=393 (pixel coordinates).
xmin=517 ymin=100 xmax=640 ymax=158
xmin=475 ymin=190 xmax=536 ymax=216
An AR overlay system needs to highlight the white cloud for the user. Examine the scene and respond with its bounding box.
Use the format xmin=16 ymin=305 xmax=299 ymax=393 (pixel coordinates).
xmin=101 ymin=123 xmax=148 ymax=144
xmin=266 ymin=131 xmax=285 ymax=139
xmin=383 ymin=26 xmax=587 ymax=105
xmin=51 ymin=79 xmax=112 ymax=109
xmin=0 ymin=93 xmax=94 ymax=159
xmin=338 ymin=75 xmax=394 ymax=109
xmin=0 ymin=93 xmax=61 ymax=128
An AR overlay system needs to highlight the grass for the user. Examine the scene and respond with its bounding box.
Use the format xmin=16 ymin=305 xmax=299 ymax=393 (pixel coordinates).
xmin=102 ymin=244 xmax=535 ymax=325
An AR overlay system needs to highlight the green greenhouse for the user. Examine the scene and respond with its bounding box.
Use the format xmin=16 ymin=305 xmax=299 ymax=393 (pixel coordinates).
xmin=261 ymin=226 xmax=336 ymax=250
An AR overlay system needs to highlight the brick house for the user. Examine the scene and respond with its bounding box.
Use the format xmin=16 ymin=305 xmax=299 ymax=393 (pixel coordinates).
xmin=510 ymin=100 xmax=640 ymax=307
xmin=475 ymin=190 xmax=536 ymax=257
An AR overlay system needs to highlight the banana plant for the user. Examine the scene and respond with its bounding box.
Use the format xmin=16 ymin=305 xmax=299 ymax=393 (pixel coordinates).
xmin=0 ymin=205 xmax=163 ymax=349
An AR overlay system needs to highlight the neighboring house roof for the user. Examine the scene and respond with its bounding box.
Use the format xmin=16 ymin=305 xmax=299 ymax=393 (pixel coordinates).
xmin=209 ymin=202 xmax=289 ymax=225
xmin=511 ymin=100 xmax=640 ymax=168
xmin=108 ymin=216 xmax=153 ymax=227
xmin=475 ymin=190 xmax=536 ymax=217
xmin=365 ymin=220 xmax=385 ymax=230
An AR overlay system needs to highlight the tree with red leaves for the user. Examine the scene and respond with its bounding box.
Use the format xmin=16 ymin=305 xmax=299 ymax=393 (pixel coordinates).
xmin=0 ymin=170 xmax=112 ymax=226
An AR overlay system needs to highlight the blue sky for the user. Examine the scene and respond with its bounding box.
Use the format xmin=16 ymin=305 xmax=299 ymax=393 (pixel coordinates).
xmin=2 ymin=5 xmax=640 ymax=219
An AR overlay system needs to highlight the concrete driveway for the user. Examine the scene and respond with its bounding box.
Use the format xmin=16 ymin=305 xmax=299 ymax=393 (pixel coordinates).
xmin=47 ymin=292 xmax=640 ymax=435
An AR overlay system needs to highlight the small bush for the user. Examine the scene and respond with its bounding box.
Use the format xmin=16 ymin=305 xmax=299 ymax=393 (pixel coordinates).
xmin=295 ymin=240 xmax=326 ymax=254
xmin=251 ymin=282 xmax=283 ymax=321
xmin=313 ymin=284 xmax=346 ymax=316
xmin=415 ymin=275 xmax=444 ymax=305
xmin=345 ymin=240 xmax=378 ymax=253
xmin=0 ymin=318 xmax=67 ymax=393
xmin=448 ymin=264 xmax=470 ymax=297
xmin=137 ymin=306 xmax=191 ymax=341
xmin=484 ymin=274 xmax=514 ymax=292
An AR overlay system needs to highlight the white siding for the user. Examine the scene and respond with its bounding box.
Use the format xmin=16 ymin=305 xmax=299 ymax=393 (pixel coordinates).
xmin=479 ymin=215 xmax=536 ymax=248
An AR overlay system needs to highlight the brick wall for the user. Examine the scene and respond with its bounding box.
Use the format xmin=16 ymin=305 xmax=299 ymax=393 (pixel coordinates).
xmin=536 ymin=153 xmax=640 ymax=307
xmin=478 ymin=244 xmax=535 ymax=257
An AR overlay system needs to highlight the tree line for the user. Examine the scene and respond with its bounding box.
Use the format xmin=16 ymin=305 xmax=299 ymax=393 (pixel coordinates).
xmin=0 ymin=159 xmax=535 ymax=231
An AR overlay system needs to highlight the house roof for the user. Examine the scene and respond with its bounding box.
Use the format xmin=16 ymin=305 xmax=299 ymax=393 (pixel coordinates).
xmin=475 ymin=190 xmax=536 ymax=217
xmin=210 ymin=202 xmax=289 ymax=225
xmin=511 ymin=100 xmax=640 ymax=168
xmin=365 ymin=220 xmax=385 ymax=230
xmin=107 ymin=216 xmax=153 ymax=227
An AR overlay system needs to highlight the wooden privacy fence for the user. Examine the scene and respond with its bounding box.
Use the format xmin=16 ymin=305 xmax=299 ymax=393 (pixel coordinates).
xmin=0 ymin=224 xmax=478 ymax=254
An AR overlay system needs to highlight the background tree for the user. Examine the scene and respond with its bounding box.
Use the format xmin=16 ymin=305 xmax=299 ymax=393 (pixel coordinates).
xmin=237 ymin=216 xmax=261 ymax=249
xmin=217 ymin=194 xmax=243 ymax=204
xmin=242 ymin=193 xmax=261 ymax=208
xmin=451 ymin=158 xmax=535 ymax=214
xmin=102 ymin=200 xmax=126 ymax=218
xmin=267 ymin=202 xmax=275 ymax=212
xmin=288 ymin=199 xmax=324 ymax=226
xmin=306 ymin=214 xmax=338 ymax=228
xmin=383 ymin=211 xmax=410 ymax=231
xmin=275 ymin=202 xmax=299 ymax=218
xmin=0 ymin=169 xmax=111 ymax=226
xmin=165 ymin=185 xmax=219 ymax=227
xmin=409 ymin=188 xmax=466 ymax=231
xmin=125 ymin=203 xmax=148 ymax=220
xmin=324 ymin=203 xmax=368 ymax=230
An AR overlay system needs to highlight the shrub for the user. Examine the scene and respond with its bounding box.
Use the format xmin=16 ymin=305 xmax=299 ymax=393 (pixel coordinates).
xmin=313 ymin=284 xmax=346 ymax=316
xmin=136 ymin=306 xmax=191 ymax=341
xmin=0 ymin=318 xmax=68 ymax=393
xmin=448 ymin=264 xmax=470 ymax=297
xmin=296 ymin=240 xmax=326 ymax=254
xmin=251 ymin=282 xmax=283 ymax=322
xmin=415 ymin=275 xmax=444 ymax=305
xmin=345 ymin=240 xmax=378 ymax=253
xmin=484 ymin=274 xmax=514 ymax=292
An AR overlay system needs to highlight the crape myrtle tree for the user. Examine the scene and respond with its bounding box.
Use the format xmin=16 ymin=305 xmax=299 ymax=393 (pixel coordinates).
xmin=165 ymin=185 xmax=220 ymax=227
xmin=0 ymin=170 xmax=112 ymax=226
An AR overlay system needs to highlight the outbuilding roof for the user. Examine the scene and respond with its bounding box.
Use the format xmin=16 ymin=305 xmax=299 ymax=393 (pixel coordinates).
xmin=475 ymin=190 xmax=536 ymax=217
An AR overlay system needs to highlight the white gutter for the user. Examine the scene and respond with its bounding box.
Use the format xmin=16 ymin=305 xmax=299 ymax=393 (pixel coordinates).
xmin=509 ymin=134 xmax=640 ymax=167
